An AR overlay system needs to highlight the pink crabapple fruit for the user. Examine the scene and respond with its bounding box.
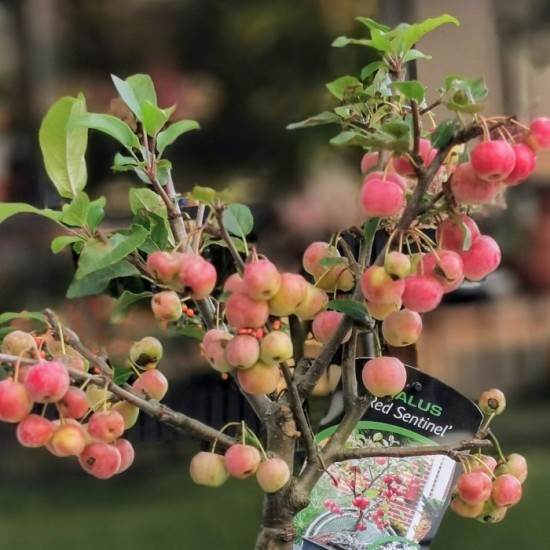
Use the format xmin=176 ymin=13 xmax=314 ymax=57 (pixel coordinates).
xmin=24 ymin=360 xmax=70 ymax=404
xmin=267 ymin=273 xmax=309 ymax=317
xmin=436 ymin=214 xmax=481 ymax=253
xmin=224 ymin=334 xmax=261 ymax=370
xmin=420 ymin=249 xmax=464 ymax=293
xmin=529 ymin=117 xmax=550 ymax=150
xmin=189 ymin=451 xmax=229 ymax=487
xmin=504 ymin=143 xmax=536 ymax=185
xmin=381 ymin=309 xmax=423 ymax=347
xmin=79 ymin=441 xmax=122 ymax=479
xmin=401 ymin=274 xmax=443 ymax=313
xmin=87 ymin=410 xmax=125 ymax=443
xmin=361 ymin=265 xmax=405 ymax=304
xmin=256 ymin=457 xmax=291 ymax=493
xmin=470 ymin=140 xmax=516 ymax=182
xmin=450 ymin=495 xmax=485 ymax=519
xmin=450 ymin=162 xmax=501 ymax=205
xmin=16 ymin=414 xmax=55 ymax=447
xmin=495 ymin=453 xmax=528 ymax=483
xmin=365 ymin=299 xmax=402 ymax=321
xmin=312 ymin=310 xmax=351 ymax=344
xmin=0 ymin=378 xmax=33 ymax=423
xmin=359 ymin=177 xmax=405 ymax=218
xmin=179 ymin=255 xmax=217 ymax=300
xmin=384 ymin=251 xmax=412 ymax=279
xmin=237 ymin=361 xmax=281 ymax=395
xmin=224 ymin=444 xmax=262 ymax=479
xmin=491 ymin=474 xmax=523 ymax=507
xmin=456 ymin=471 xmax=493 ymax=504
xmin=146 ymin=251 xmax=182 ymax=286
xmin=132 ymin=369 xmax=169 ymax=401
xmin=392 ymin=138 xmax=437 ymax=177
xmin=225 ymin=292 xmax=270 ymax=330
xmin=114 ymin=438 xmax=135 ymax=474
xmin=48 ymin=421 xmax=88 ymax=457
xmin=56 ymin=385 xmax=90 ymax=419
xmin=242 ymin=259 xmax=281 ymax=300
xmin=294 ymin=284 xmax=329 ymax=320
xmin=460 ymin=235 xmax=501 ymax=281
xmin=361 ymin=356 xmax=407 ymax=398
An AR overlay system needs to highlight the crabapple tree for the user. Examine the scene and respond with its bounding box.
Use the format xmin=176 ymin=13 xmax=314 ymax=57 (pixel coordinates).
xmin=0 ymin=13 xmax=536 ymax=549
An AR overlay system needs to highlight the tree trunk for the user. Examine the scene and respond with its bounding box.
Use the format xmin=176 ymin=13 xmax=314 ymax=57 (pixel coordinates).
xmin=254 ymin=493 xmax=296 ymax=550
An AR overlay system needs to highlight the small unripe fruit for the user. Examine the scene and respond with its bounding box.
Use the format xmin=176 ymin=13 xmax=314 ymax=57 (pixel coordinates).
xmin=294 ymin=284 xmax=329 ymax=320
xmin=450 ymin=494 xmax=485 ymax=518
xmin=49 ymin=422 xmax=87 ymax=456
xmin=494 ymin=453 xmax=528 ymax=483
xmin=190 ymin=451 xmax=229 ymax=487
xmin=361 ymin=266 xmax=405 ymax=304
xmin=478 ymin=388 xmax=506 ymax=415
xmin=475 ymin=499 xmax=507 ymax=523
xmin=381 ymin=309 xmax=423 ymax=347
xmin=1 ymin=330 xmax=39 ymax=359
xmin=237 ymin=361 xmax=281 ymax=395
xmin=384 ymin=251 xmax=411 ymax=279
xmin=129 ymin=336 xmax=163 ymax=370
xmin=151 ymin=291 xmax=183 ymax=322
xmin=256 ymin=457 xmax=291 ymax=492
xmin=361 ymin=356 xmax=407 ymax=397
xmin=267 ymin=273 xmax=309 ymax=317
xmin=259 ymin=331 xmax=293 ymax=365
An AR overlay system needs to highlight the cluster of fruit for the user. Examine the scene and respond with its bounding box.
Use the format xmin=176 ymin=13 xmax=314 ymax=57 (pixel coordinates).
xmin=0 ymin=329 xmax=170 ymax=479
xmin=189 ymin=441 xmax=291 ymax=494
xmin=451 ymin=389 xmax=527 ymax=523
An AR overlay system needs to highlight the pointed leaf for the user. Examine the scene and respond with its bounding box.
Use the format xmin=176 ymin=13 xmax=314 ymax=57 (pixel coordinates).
xmin=157 ymin=120 xmax=200 ymax=155
xmin=60 ymin=192 xmax=90 ymax=227
xmin=393 ymin=81 xmax=425 ymax=103
xmin=142 ymin=101 xmax=174 ymax=138
xmin=75 ymin=225 xmax=149 ymax=280
xmin=126 ymin=74 xmax=157 ymax=108
xmin=355 ymin=17 xmax=390 ymax=33
xmin=112 ymin=74 xmax=143 ymax=120
xmin=190 ymin=185 xmax=217 ymax=204
xmin=113 ymin=366 xmax=134 ymax=385
xmin=0 ymin=311 xmax=48 ymax=326
xmin=326 ymin=299 xmax=370 ymax=324
xmin=51 ymin=235 xmax=83 ymax=254
xmin=399 ymin=15 xmax=459 ymax=53
xmin=0 ymin=203 xmax=63 ymax=224
xmin=39 ymin=94 xmax=88 ymax=199
xmin=66 ymin=261 xmax=140 ymax=299
xmin=129 ymin=187 xmax=168 ymax=219
xmin=223 ymin=204 xmax=254 ymax=237
xmin=430 ymin=119 xmax=460 ymax=149
xmin=72 ymin=113 xmax=140 ymax=150
xmin=326 ymin=76 xmax=362 ymax=101
xmin=111 ymin=290 xmax=153 ymax=322
xmin=286 ymin=111 xmax=341 ymax=130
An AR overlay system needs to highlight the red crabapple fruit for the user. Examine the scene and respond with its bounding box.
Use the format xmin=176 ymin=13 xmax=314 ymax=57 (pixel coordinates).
xmin=504 ymin=143 xmax=536 ymax=185
xmin=24 ymin=360 xmax=70 ymax=404
xmin=179 ymin=255 xmax=217 ymax=300
xmin=361 ymin=265 xmax=405 ymax=304
xmin=381 ymin=309 xmax=423 ymax=347
xmin=0 ymin=378 xmax=33 ymax=422
xmin=114 ymin=438 xmax=135 ymax=474
xmin=225 ymin=292 xmax=270 ymax=330
xmin=460 ymin=235 xmax=501 ymax=281
xmin=132 ymin=369 xmax=169 ymax=401
xmin=450 ymin=162 xmax=501 ymax=205
xmin=456 ymin=471 xmax=493 ymax=504
xmin=224 ymin=334 xmax=261 ymax=370
xmin=224 ymin=444 xmax=262 ymax=479
xmin=237 ymin=361 xmax=281 ymax=395
xmin=529 ymin=116 xmax=550 ymax=150
xmin=495 ymin=454 xmax=528 ymax=484
xmin=491 ymin=474 xmax=523 ymax=507
xmin=359 ymin=177 xmax=405 ymax=218
xmin=242 ymin=259 xmax=281 ymax=300
xmin=79 ymin=441 xmax=122 ymax=479
xmin=470 ymin=140 xmax=515 ymax=182
xmin=88 ymin=410 xmax=125 ymax=443
xmin=16 ymin=414 xmax=55 ymax=447
xmin=436 ymin=214 xmax=481 ymax=252
xmin=151 ymin=291 xmax=183 ymax=322
xmin=56 ymin=386 xmax=89 ymax=419
xmin=401 ymin=274 xmax=443 ymax=313
xmin=312 ymin=311 xmax=351 ymax=344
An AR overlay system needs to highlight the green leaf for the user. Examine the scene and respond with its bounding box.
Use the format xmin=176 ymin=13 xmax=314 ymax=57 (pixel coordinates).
xmin=156 ymin=120 xmax=200 ymax=155
xmin=75 ymin=225 xmax=149 ymax=280
xmin=430 ymin=119 xmax=460 ymax=149
xmin=72 ymin=113 xmax=141 ymax=150
xmin=112 ymin=74 xmax=143 ymax=120
xmin=0 ymin=311 xmax=48 ymax=326
xmin=111 ymin=290 xmax=153 ymax=322
xmin=223 ymin=204 xmax=254 ymax=237
xmin=129 ymin=187 xmax=168 ymax=219
xmin=332 ymin=36 xmax=376 ymax=49
xmin=113 ymin=366 xmax=134 ymax=385
xmin=0 ymin=203 xmax=63 ymax=225
xmin=399 ymin=15 xmax=459 ymax=53
xmin=126 ymin=74 xmax=157 ymax=110
xmin=286 ymin=111 xmax=341 ymax=130
xmin=111 ymin=74 xmax=157 ymax=122
xmin=189 ymin=185 xmax=217 ymax=204
xmin=112 ymin=153 xmax=142 ymax=172
xmin=134 ymin=211 xmax=171 ymax=253
xmin=318 ymin=257 xmax=346 ymax=270
xmin=176 ymin=324 xmax=206 ymax=341
xmin=142 ymin=101 xmax=174 ymax=138
xmin=66 ymin=260 xmax=140 ymax=298
xmin=87 ymin=196 xmax=106 ymax=233
xmin=393 ymin=81 xmax=425 ymax=103
xmin=360 ymin=61 xmax=383 ymax=81
xmin=205 ymin=237 xmax=248 ymax=255
xmin=326 ymin=299 xmax=370 ymax=324
xmin=326 ymin=76 xmax=362 ymax=101
xmin=380 ymin=120 xmax=412 ymax=141
xmin=39 ymin=94 xmax=88 ymax=199
xmin=402 ymin=49 xmax=431 ymax=63
xmin=60 ymin=192 xmax=91 ymax=227
xmin=355 ymin=17 xmax=390 ymax=33
xmin=51 ymin=235 xmax=82 ymax=254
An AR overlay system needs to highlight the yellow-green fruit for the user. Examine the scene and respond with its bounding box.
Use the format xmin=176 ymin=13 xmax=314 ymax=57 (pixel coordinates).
xmin=129 ymin=336 xmax=163 ymax=369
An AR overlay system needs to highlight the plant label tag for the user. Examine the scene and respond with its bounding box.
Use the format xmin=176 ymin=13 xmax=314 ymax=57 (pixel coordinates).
xmin=293 ymin=360 xmax=484 ymax=550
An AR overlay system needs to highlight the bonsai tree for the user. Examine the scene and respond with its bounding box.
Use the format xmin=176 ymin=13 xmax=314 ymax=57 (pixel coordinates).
xmin=0 ymin=13 xmax=534 ymax=549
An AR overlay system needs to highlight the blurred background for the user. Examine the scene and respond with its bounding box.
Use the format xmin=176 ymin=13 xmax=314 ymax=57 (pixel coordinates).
xmin=0 ymin=0 xmax=550 ymax=548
